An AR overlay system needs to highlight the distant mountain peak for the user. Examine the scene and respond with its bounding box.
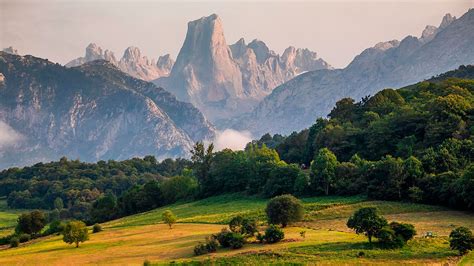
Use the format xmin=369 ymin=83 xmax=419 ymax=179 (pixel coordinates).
xmin=439 ymin=13 xmax=456 ymax=29
xmin=2 ymin=46 xmax=19 ymax=55
xmin=66 ymin=44 xmax=174 ymax=81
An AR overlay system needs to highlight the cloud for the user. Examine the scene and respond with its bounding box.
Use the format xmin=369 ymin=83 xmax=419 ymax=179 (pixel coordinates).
xmin=211 ymin=129 xmax=253 ymax=151
xmin=0 ymin=121 xmax=23 ymax=148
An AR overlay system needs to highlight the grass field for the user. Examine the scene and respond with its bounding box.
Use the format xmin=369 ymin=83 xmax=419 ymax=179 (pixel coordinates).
xmin=0 ymin=194 xmax=473 ymax=265
xmin=0 ymin=198 xmax=29 ymax=237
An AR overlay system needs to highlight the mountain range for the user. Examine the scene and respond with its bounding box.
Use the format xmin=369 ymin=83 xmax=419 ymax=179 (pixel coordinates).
xmin=0 ymin=52 xmax=214 ymax=168
xmin=155 ymin=14 xmax=332 ymax=122
xmin=233 ymin=10 xmax=474 ymax=135
xmin=66 ymin=43 xmax=174 ymax=82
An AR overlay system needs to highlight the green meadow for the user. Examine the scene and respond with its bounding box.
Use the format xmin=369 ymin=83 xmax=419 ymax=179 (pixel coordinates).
xmin=0 ymin=194 xmax=473 ymax=265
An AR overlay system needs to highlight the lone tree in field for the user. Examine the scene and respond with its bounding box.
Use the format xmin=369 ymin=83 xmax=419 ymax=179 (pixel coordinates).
xmin=62 ymin=220 xmax=89 ymax=248
xmin=347 ymin=207 xmax=387 ymax=243
xmin=265 ymin=194 xmax=304 ymax=227
xmin=449 ymin=227 xmax=474 ymax=255
xmin=162 ymin=210 xmax=177 ymax=229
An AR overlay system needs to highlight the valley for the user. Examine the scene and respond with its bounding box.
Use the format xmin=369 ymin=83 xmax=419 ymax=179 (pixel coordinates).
xmin=0 ymin=194 xmax=472 ymax=265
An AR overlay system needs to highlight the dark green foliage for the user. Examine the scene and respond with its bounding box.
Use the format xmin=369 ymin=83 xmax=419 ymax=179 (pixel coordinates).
xmin=264 ymin=163 xmax=304 ymax=197
xmin=205 ymin=235 xmax=219 ymax=252
xmin=10 ymin=237 xmax=19 ymax=248
xmin=90 ymin=194 xmax=118 ymax=223
xmin=191 ymin=142 xmax=214 ymax=197
xmin=228 ymin=216 xmax=257 ymax=237
xmin=262 ymin=225 xmax=285 ymax=244
xmin=45 ymin=220 xmax=65 ymax=235
xmin=93 ymin=224 xmax=102 ymax=233
xmin=310 ymin=148 xmax=339 ymax=195
xmin=0 ymin=156 xmax=190 ymax=211
xmin=15 ymin=210 xmax=46 ymax=236
xmin=193 ymin=243 xmax=208 ymax=256
xmin=193 ymin=235 xmax=218 ymax=255
xmin=18 ymin=233 xmax=30 ymax=243
xmin=389 ymin=222 xmax=416 ymax=242
xmin=347 ymin=207 xmax=387 ymax=243
xmin=265 ymin=194 xmax=304 ymax=227
xmin=449 ymin=226 xmax=474 ymax=255
xmin=228 ymin=233 xmax=245 ymax=249
xmin=215 ymin=228 xmax=233 ymax=248
xmin=376 ymin=226 xmax=405 ymax=249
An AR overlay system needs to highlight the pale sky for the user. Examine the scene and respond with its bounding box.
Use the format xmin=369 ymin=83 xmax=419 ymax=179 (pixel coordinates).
xmin=1 ymin=0 xmax=472 ymax=68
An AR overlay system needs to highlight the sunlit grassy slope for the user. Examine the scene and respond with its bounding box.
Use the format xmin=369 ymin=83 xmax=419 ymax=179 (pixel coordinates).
xmin=0 ymin=194 xmax=473 ymax=265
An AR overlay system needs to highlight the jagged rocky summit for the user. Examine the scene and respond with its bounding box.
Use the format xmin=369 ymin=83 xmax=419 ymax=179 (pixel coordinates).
xmin=66 ymin=43 xmax=174 ymax=81
xmin=154 ymin=14 xmax=332 ymax=122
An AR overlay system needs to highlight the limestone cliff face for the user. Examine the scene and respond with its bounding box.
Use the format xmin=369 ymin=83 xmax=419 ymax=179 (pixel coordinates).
xmin=156 ymin=14 xmax=331 ymax=122
xmin=66 ymin=44 xmax=174 ymax=81
xmin=0 ymin=52 xmax=214 ymax=168
xmin=237 ymin=11 xmax=474 ymax=136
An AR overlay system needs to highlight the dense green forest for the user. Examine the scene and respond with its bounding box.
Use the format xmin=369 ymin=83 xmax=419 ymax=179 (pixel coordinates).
xmin=1 ymin=65 xmax=474 ymax=224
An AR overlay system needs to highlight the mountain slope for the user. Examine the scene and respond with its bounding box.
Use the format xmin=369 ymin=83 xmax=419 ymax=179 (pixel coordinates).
xmin=66 ymin=43 xmax=174 ymax=81
xmin=155 ymin=14 xmax=332 ymax=122
xmin=236 ymin=10 xmax=474 ymax=136
xmin=0 ymin=52 xmax=214 ymax=168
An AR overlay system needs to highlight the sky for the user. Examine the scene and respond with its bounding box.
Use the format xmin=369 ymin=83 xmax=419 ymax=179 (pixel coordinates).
xmin=1 ymin=0 xmax=473 ymax=68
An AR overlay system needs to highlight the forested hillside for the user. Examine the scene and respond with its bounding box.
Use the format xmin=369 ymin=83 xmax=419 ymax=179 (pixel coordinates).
xmin=251 ymin=65 xmax=474 ymax=210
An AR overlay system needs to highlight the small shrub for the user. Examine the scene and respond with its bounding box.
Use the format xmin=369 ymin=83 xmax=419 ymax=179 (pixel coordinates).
xmin=205 ymin=235 xmax=218 ymax=252
xmin=390 ymin=222 xmax=416 ymax=242
xmin=265 ymin=194 xmax=304 ymax=227
xmin=256 ymin=232 xmax=264 ymax=243
xmin=216 ymin=228 xmax=233 ymax=248
xmin=143 ymin=259 xmax=151 ymax=266
xmin=231 ymin=216 xmax=256 ymax=235
xmin=300 ymin=230 xmax=306 ymax=239
xmin=228 ymin=233 xmax=245 ymax=249
xmin=45 ymin=220 xmax=65 ymax=236
xmin=10 ymin=237 xmax=19 ymax=248
xmin=357 ymin=251 xmax=365 ymax=257
xmin=93 ymin=224 xmax=102 ymax=233
xmin=376 ymin=226 xmax=404 ymax=249
xmin=229 ymin=216 xmax=257 ymax=237
xmin=18 ymin=233 xmax=30 ymax=243
xmin=263 ymin=224 xmax=285 ymax=244
xmin=193 ymin=243 xmax=208 ymax=256
xmin=449 ymin=226 xmax=474 ymax=255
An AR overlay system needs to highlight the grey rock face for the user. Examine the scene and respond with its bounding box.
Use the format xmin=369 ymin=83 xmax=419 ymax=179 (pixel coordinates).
xmin=0 ymin=52 xmax=214 ymax=168
xmin=66 ymin=44 xmax=174 ymax=81
xmin=236 ymin=11 xmax=473 ymax=136
xmin=155 ymin=14 xmax=332 ymax=122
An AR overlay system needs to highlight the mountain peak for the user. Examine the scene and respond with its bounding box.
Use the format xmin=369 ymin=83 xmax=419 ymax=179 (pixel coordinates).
xmin=85 ymin=43 xmax=103 ymax=60
xmin=2 ymin=46 xmax=19 ymax=55
xmin=248 ymin=39 xmax=271 ymax=64
xmin=122 ymin=46 xmax=143 ymax=62
xmin=439 ymin=13 xmax=456 ymax=29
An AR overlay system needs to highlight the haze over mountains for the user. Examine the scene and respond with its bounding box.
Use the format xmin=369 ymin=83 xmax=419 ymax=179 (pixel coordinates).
xmin=233 ymin=10 xmax=474 ymax=135
xmin=0 ymin=52 xmax=214 ymax=168
xmin=66 ymin=43 xmax=175 ymax=81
